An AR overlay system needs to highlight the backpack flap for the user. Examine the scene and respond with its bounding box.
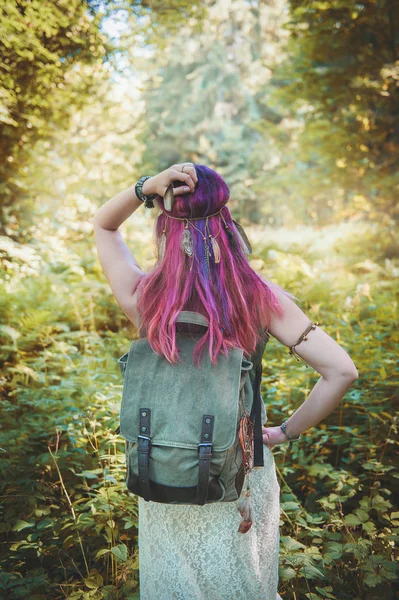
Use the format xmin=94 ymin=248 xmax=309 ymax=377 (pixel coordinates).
xmin=119 ymin=335 xmax=244 ymax=452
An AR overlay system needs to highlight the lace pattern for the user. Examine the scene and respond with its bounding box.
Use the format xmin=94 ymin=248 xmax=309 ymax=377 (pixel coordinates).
xmin=137 ymin=444 xmax=282 ymax=600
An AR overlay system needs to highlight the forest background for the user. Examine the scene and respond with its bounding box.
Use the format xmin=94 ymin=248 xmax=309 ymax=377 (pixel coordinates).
xmin=0 ymin=0 xmax=398 ymax=599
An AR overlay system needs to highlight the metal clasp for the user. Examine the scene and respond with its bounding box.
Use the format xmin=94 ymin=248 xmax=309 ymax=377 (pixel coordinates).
xmin=198 ymin=442 xmax=213 ymax=459
xmin=138 ymin=435 xmax=151 ymax=453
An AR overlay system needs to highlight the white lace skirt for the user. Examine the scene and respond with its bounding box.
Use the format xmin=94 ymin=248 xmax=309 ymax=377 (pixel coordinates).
xmin=138 ymin=444 xmax=282 ymax=600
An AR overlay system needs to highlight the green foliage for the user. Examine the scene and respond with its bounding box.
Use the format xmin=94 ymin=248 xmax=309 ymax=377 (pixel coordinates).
xmin=269 ymin=0 xmax=399 ymax=223
xmin=1 ymin=206 xmax=398 ymax=598
xmin=252 ymin=222 xmax=399 ymax=599
xmin=0 ymin=0 xmax=113 ymax=225
xmin=0 ymin=213 xmax=141 ymax=598
xmin=0 ymin=1 xmax=398 ymax=597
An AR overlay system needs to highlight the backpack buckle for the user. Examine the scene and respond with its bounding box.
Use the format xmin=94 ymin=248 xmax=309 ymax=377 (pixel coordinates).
xmin=138 ymin=435 xmax=151 ymax=453
xmin=198 ymin=442 xmax=213 ymax=459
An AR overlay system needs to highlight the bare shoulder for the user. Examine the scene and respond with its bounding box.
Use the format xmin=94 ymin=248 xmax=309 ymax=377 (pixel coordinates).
xmin=257 ymin=274 xmax=301 ymax=337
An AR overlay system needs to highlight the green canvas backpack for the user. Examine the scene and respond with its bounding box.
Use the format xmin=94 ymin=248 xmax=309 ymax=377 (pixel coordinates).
xmin=115 ymin=310 xmax=269 ymax=508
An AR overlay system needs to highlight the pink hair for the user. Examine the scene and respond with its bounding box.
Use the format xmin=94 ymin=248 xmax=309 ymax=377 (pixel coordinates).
xmin=136 ymin=164 xmax=287 ymax=367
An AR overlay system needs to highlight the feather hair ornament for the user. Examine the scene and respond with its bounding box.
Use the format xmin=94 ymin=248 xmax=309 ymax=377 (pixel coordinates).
xmin=220 ymin=211 xmax=236 ymax=248
xmin=211 ymin=236 xmax=221 ymax=263
xmin=203 ymin=222 xmax=211 ymax=279
xmin=232 ymin=220 xmax=252 ymax=254
xmin=157 ymin=207 xmax=224 ymax=273
xmin=205 ymin=216 xmax=221 ymax=264
xmin=180 ymin=219 xmax=194 ymax=257
xmin=157 ymin=221 xmax=167 ymax=261
xmin=219 ymin=211 xmax=252 ymax=254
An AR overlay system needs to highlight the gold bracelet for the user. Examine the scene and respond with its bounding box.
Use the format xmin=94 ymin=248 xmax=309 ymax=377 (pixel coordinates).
xmin=288 ymin=322 xmax=319 ymax=366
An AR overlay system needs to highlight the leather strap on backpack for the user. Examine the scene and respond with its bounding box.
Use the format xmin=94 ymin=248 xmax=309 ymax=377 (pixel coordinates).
xmin=250 ymin=363 xmax=264 ymax=467
xmin=138 ymin=408 xmax=152 ymax=501
xmin=196 ymin=414 xmax=214 ymax=505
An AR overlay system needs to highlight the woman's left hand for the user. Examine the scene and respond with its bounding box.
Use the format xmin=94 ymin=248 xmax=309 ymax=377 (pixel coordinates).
xmin=142 ymin=163 xmax=198 ymax=198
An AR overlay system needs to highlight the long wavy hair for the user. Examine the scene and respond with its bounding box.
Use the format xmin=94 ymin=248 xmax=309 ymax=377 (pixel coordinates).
xmin=135 ymin=164 xmax=288 ymax=367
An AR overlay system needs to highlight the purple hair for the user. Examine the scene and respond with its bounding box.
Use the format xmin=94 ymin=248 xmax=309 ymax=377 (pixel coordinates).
xmin=136 ymin=164 xmax=287 ymax=367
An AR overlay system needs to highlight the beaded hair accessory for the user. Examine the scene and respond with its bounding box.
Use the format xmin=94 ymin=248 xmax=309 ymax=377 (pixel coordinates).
xmin=157 ymin=207 xmax=252 ymax=277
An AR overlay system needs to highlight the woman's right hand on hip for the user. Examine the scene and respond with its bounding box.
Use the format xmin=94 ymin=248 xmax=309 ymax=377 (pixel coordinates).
xmin=262 ymin=425 xmax=288 ymax=449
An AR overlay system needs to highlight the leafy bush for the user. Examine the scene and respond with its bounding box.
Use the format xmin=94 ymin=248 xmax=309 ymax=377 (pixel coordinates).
xmin=0 ymin=217 xmax=397 ymax=599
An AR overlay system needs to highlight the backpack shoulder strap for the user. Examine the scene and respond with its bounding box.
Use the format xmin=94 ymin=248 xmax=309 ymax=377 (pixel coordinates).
xmin=249 ymin=328 xmax=270 ymax=467
xmin=175 ymin=311 xmax=209 ymax=327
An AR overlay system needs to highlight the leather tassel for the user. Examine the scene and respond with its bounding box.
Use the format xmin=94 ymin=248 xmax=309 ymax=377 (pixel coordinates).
xmin=210 ymin=236 xmax=220 ymax=263
xmin=232 ymin=220 xmax=252 ymax=254
xmin=180 ymin=222 xmax=194 ymax=257
xmin=236 ymin=475 xmax=254 ymax=533
xmin=236 ymin=411 xmax=254 ymax=533
xmin=239 ymin=411 xmax=254 ymax=473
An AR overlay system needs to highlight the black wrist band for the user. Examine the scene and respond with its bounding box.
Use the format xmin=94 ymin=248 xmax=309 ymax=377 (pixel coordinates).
xmin=135 ymin=176 xmax=157 ymax=209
